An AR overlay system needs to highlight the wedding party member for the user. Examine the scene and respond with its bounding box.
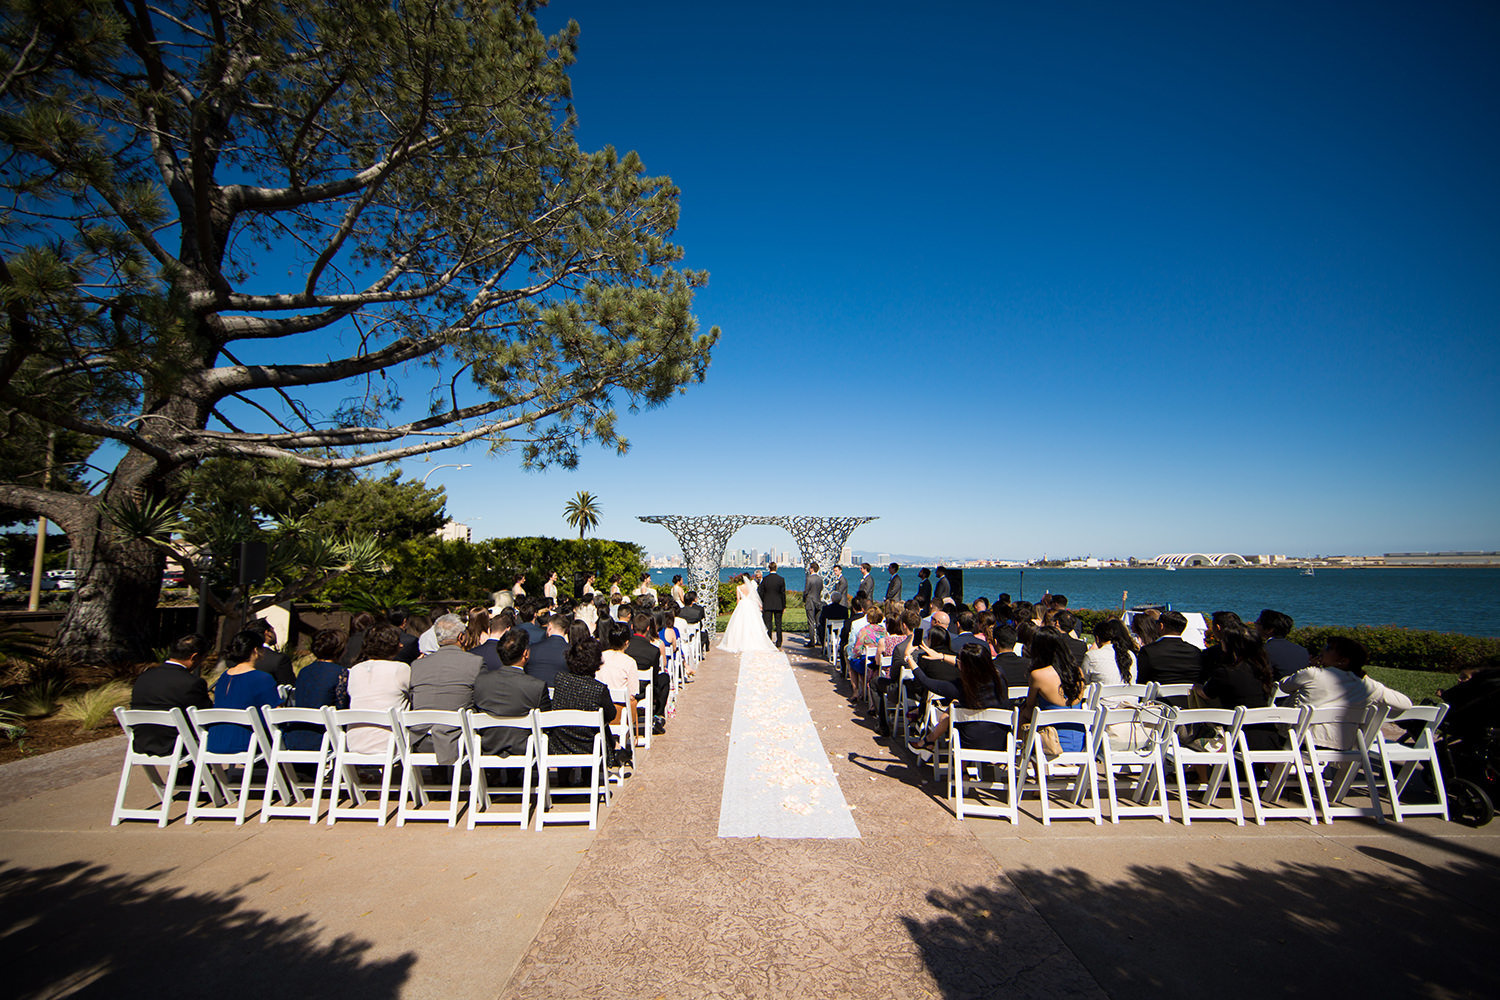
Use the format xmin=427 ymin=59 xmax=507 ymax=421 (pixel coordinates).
xmin=719 ymin=575 xmax=776 ymax=655
xmin=915 ymin=567 xmax=932 ymax=607
xmin=670 ymin=575 xmax=686 ymax=606
xmin=885 ymin=563 xmax=903 ymax=602
xmin=759 ymin=562 xmax=787 ymax=647
xmin=803 ymin=562 xmax=824 ymax=645
xmin=543 ymin=571 xmax=559 ymax=604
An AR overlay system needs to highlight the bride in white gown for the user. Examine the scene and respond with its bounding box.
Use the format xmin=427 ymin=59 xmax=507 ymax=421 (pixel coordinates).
xmin=718 ymin=574 xmax=779 ymax=654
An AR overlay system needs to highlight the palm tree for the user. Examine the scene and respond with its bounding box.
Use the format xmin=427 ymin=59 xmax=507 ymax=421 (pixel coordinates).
xmin=564 ymin=491 xmax=601 ymax=539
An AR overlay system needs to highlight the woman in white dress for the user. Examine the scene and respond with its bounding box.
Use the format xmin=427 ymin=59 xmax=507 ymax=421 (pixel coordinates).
xmin=718 ymin=575 xmax=778 ymax=654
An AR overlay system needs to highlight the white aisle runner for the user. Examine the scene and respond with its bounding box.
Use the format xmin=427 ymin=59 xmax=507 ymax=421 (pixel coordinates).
xmin=717 ymin=648 xmax=860 ymax=839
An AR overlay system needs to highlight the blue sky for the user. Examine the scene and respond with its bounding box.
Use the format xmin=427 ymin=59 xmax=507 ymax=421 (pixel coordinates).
xmin=420 ymin=0 xmax=1500 ymax=560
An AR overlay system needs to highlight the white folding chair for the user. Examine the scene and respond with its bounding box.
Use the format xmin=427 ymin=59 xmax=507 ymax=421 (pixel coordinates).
xmin=1165 ymin=707 xmax=1246 ymax=825
xmin=1096 ymin=702 xmax=1174 ymax=823
xmin=1304 ymin=705 xmax=1389 ymax=824
xmin=1006 ymin=685 xmax=1030 ymax=704
xmin=393 ymin=708 xmax=468 ymax=827
xmin=1096 ymin=683 xmax=1151 ymax=705
xmin=1020 ymin=706 xmax=1103 ymax=825
xmin=893 ymin=667 xmax=922 ymax=745
xmin=1236 ymin=706 xmax=1319 ymax=825
xmin=111 ymin=708 xmax=202 ymax=827
xmin=462 ymin=709 xmax=540 ymax=829
xmin=1146 ymin=682 xmax=1196 ymax=703
xmin=866 ymin=653 xmax=892 ymax=713
xmin=324 ymin=707 xmax=399 ymax=825
xmin=949 ymin=706 xmax=1020 ymax=823
xmin=260 ymin=706 xmax=334 ymax=824
xmin=1371 ymin=704 xmax=1451 ymax=822
xmin=634 ymin=668 xmax=654 ymax=750
xmin=823 ymin=619 xmax=848 ymax=663
xmin=185 ymin=706 xmax=283 ymax=825
xmin=535 ymin=708 xmax=610 ymax=830
xmin=276 ymin=684 xmax=294 ymax=706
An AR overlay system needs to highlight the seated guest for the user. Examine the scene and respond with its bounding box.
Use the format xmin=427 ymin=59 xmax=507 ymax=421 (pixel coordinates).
xmin=458 ymin=608 xmax=492 ymax=652
xmin=206 ymin=630 xmax=282 ymax=753
xmin=626 ymin=612 xmax=670 ymax=733
xmin=1021 ymin=631 xmax=1088 ymax=753
xmin=341 ymin=611 xmax=376 ymax=668
xmin=949 ymin=611 xmax=987 ymax=653
xmin=567 ymin=618 xmax=593 ymax=647
xmin=472 ymin=628 xmax=552 ymax=755
xmin=912 ymin=643 xmax=1013 ymax=754
xmin=282 ymin=628 xmax=350 ymax=750
xmin=993 ymin=625 xmax=1032 ymax=690
xmin=1440 ymin=657 xmax=1500 ymax=744
xmin=1052 ymin=610 xmax=1088 ymax=667
xmin=1200 ymin=611 xmax=1248 ymax=673
xmin=1083 ymin=618 xmax=1138 ymax=687
xmin=549 ymin=636 xmax=628 ymax=768
xmin=1011 ymin=601 xmax=1040 ymax=629
xmin=849 ymin=606 xmax=888 ymax=703
xmin=526 ymin=612 xmax=571 ymax=689
xmin=1134 ymin=609 xmax=1206 ymax=703
xmin=245 ymin=619 xmax=294 ymax=687
xmin=911 ymin=625 xmax=958 ymax=686
xmin=345 ymin=623 xmax=412 ymax=754
xmin=130 ymin=633 xmax=213 ymax=755
xmin=516 ymin=599 xmax=546 ymax=645
xmin=387 ymin=609 xmax=421 ymax=664
xmin=598 ymin=622 xmax=641 ymax=720
xmin=1129 ymin=609 xmax=1161 ymax=649
xmin=1194 ymin=623 xmax=1280 ymax=749
xmin=1255 ymin=609 xmax=1309 ymax=679
xmin=409 ymin=613 xmax=478 ymax=764
xmin=469 ymin=612 xmax=509 ymax=670
xmin=1278 ymin=636 xmax=1411 ymax=750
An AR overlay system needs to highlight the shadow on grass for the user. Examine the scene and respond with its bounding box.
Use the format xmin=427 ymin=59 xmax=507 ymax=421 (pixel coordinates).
xmin=0 ymin=860 xmax=415 ymax=999
xmin=903 ymin=852 xmax=1499 ymax=1000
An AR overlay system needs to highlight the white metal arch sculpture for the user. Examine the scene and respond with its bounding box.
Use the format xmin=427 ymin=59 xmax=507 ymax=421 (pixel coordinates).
xmin=638 ymin=514 xmax=877 ymax=638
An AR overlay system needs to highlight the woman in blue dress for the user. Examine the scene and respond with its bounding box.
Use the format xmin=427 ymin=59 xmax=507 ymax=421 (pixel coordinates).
xmin=1022 ymin=631 xmax=1088 ymax=753
xmin=206 ymin=629 xmax=282 ymax=753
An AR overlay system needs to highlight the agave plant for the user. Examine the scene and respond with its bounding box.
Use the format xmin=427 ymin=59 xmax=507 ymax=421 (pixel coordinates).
xmin=99 ymin=494 xmax=189 ymax=542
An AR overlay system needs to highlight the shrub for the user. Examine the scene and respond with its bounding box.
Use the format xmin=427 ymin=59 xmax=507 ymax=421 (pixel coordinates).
xmin=8 ymin=677 xmax=71 ymax=718
xmin=56 ymin=681 xmax=132 ymax=732
xmin=0 ymin=704 xmax=25 ymax=741
xmin=1288 ymin=625 xmax=1500 ymax=674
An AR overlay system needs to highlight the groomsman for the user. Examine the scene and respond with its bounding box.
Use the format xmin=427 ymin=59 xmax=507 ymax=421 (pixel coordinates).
xmin=803 ymin=562 xmax=824 ymax=645
xmin=885 ymin=562 xmax=903 ymax=602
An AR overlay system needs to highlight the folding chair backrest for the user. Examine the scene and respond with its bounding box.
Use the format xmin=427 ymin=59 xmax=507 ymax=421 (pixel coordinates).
xmin=1147 ymin=682 xmax=1195 ymax=702
xmin=1097 ymin=683 xmax=1151 ymax=703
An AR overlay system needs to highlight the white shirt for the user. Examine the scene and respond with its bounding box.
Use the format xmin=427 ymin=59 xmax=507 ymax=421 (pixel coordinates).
xmin=1278 ymin=666 xmax=1412 ymax=749
xmin=543 ymin=581 xmax=558 ymax=600
xmin=1082 ymin=644 xmax=1135 ymax=687
xmin=599 ymin=649 xmax=639 ymax=704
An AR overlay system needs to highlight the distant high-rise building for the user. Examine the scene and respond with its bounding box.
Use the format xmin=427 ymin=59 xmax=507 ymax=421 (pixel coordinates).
xmin=840 ymin=545 xmax=853 ymax=566
xmin=436 ymin=520 xmax=470 ymax=543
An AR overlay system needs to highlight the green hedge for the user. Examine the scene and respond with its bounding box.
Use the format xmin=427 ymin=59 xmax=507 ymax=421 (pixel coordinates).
xmin=1070 ymin=609 xmax=1500 ymax=674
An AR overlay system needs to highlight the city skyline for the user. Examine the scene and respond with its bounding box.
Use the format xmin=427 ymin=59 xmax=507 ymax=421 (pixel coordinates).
xmin=409 ymin=1 xmax=1500 ymax=560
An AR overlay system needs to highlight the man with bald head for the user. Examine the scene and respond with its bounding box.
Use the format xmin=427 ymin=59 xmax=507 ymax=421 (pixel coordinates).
xmin=409 ymin=613 xmax=479 ymax=764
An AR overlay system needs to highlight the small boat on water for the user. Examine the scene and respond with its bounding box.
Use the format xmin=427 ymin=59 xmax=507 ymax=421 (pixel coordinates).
xmin=1301 ymin=567 xmax=1315 ymax=577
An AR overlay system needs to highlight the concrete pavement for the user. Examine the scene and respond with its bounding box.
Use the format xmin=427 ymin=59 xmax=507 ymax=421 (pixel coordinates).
xmin=1 ymin=637 xmax=1496 ymax=998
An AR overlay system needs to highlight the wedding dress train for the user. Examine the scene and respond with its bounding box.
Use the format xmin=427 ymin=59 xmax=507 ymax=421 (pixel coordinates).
xmin=718 ymin=580 xmax=778 ymax=654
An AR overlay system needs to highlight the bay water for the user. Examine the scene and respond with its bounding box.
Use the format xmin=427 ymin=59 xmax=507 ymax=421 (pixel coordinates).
xmin=647 ymin=566 xmax=1500 ymax=637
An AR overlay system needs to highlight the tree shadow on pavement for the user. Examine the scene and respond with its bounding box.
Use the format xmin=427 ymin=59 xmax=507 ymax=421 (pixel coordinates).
xmin=0 ymin=860 xmax=415 ymax=999
xmin=904 ymin=855 xmax=1498 ymax=1000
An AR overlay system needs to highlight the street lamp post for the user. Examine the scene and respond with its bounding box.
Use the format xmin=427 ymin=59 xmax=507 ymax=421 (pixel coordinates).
xmin=420 ymin=463 xmax=471 ymax=484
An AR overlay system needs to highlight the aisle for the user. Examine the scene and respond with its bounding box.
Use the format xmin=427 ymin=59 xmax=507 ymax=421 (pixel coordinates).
xmin=499 ymin=639 xmax=1103 ymax=1000
xmin=718 ymin=648 xmax=859 ymax=839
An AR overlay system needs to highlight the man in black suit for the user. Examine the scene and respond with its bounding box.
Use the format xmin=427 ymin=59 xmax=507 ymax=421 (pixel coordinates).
xmin=247 ymin=619 xmax=295 ymax=686
xmin=626 ymin=612 xmax=671 ymax=731
xmin=759 ymin=562 xmax=787 ymax=647
xmin=130 ymin=633 xmax=213 ymax=754
xmin=1134 ymin=610 xmax=1205 ymax=704
xmin=914 ymin=568 xmax=932 ymax=608
xmin=472 ymin=628 xmax=551 ymax=755
xmin=933 ymin=566 xmax=951 ymax=606
xmin=677 ymin=590 xmax=709 ymax=653
xmin=526 ymin=612 xmax=570 ymax=688
xmin=992 ymin=626 xmax=1032 ymax=690
xmin=949 ymin=611 xmax=987 ymax=652
xmin=388 ymin=610 xmax=421 ymax=664
xmin=885 ymin=562 xmax=903 ymax=602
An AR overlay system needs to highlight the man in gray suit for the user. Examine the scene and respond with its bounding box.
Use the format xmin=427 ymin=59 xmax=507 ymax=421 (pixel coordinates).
xmin=856 ymin=562 xmax=875 ymax=602
xmin=409 ymin=613 xmax=479 ymax=765
xmin=803 ymin=561 xmax=824 ymax=646
xmin=473 ymin=628 xmax=551 ymax=755
xmin=885 ymin=562 xmax=903 ymax=602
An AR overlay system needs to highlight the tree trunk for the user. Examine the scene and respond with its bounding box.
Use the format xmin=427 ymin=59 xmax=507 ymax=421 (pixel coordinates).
xmin=50 ymin=507 xmax=165 ymax=667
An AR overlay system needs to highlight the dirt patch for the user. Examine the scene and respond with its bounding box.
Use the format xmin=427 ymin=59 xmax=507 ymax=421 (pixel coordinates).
xmin=0 ymin=715 xmax=120 ymax=765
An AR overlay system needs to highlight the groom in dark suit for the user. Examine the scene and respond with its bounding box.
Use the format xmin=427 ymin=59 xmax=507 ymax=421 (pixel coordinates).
xmin=759 ymin=562 xmax=787 ymax=647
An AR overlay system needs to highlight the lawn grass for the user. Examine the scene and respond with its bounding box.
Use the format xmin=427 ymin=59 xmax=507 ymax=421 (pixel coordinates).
xmin=715 ymin=607 xmax=809 ymax=631
xmin=1367 ymin=665 xmax=1455 ymax=704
